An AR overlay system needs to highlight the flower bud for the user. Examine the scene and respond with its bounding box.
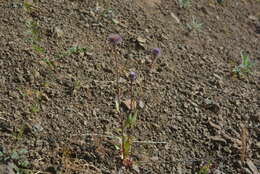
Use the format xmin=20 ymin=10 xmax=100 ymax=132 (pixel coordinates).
xmin=151 ymin=48 xmax=161 ymax=57
xmin=108 ymin=34 xmax=123 ymax=45
xmin=129 ymin=72 xmax=137 ymax=81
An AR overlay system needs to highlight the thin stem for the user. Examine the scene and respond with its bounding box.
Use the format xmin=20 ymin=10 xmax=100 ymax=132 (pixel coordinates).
xmin=150 ymin=55 xmax=157 ymax=70
xmin=113 ymin=47 xmax=125 ymax=160
xmin=115 ymin=51 xmax=119 ymax=99
xmin=121 ymin=115 xmax=125 ymax=160
xmin=130 ymin=80 xmax=134 ymax=110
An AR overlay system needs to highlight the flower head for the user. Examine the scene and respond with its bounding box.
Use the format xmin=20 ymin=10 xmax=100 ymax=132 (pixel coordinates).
xmin=151 ymin=48 xmax=161 ymax=57
xmin=108 ymin=34 xmax=123 ymax=45
xmin=129 ymin=72 xmax=137 ymax=81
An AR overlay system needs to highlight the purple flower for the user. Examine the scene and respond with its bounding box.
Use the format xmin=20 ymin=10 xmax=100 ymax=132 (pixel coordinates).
xmin=108 ymin=34 xmax=123 ymax=45
xmin=129 ymin=72 xmax=137 ymax=81
xmin=151 ymin=48 xmax=161 ymax=57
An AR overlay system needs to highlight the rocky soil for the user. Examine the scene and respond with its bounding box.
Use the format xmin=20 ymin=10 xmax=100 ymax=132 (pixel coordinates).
xmin=0 ymin=0 xmax=259 ymax=173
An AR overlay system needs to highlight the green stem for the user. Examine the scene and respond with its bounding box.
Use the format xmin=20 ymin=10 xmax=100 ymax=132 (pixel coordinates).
xmin=113 ymin=47 xmax=125 ymax=160
xmin=130 ymin=80 xmax=134 ymax=111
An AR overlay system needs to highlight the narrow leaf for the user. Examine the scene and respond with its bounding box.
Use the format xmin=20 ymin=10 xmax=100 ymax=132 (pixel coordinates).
xmin=115 ymin=100 xmax=120 ymax=113
xmin=131 ymin=110 xmax=138 ymax=127
xmin=124 ymin=113 xmax=132 ymax=129
xmin=123 ymin=136 xmax=132 ymax=157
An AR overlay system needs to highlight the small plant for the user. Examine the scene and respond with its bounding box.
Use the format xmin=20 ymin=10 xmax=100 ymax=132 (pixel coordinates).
xmin=12 ymin=124 xmax=30 ymax=140
xmin=72 ymin=80 xmax=82 ymax=96
xmin=23 ymin=0 xmax=37 ymax=14
xmin=0 ymin=148 xmax=30 ymax=174
xmin=108 ymin=34 xmax=133 ymax=165
xmin=24 ymin=18 xmax=45 ymax=54
xmin=187 ymin=17 xmax=203 ymax=33
xmin=42 ymin=57 xmax=59 ymax=70
xmin=106 ymin=34 xmax=166 ymax=169
xmin=107 ymin=34 xmax=166 ymax=168
xmin=196 ymin=164 xmax=210 ymax=174
xmin=232 ymin=51 xmax=253 ymax=76
xmin=177 ymin=0 xmax=192 ymax=8
xmin=65 ymin=46 xmax=87 ymax=56
xmin=23 ymin=1 xmax=45 ymax=55
xmin=30 ymin=103 xmax=40 ymax=113
xmin=192 ymin=161 xmax=219 ymax=174
xmin=56 ymin=46 xmax=87 ymax=59
xmin=118 ymin=72 xmax=139 ymax=167
xmin=101 ymin=8 xmax=116 ymax=19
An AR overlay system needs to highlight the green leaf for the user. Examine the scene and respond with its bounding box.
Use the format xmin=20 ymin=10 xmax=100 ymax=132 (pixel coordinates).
xmin=68 ymin=47 xmax=77 ymax=53
xmin=114 ymin=144 xmax=120 ymax=150
xmin=123 ymin=136 xmax=132 ymax=158
xmin=11 ymin=151 xmax=19 ymax=160
xmin=131 ymin=110 xmax=138 ymax=126
xmin=32 ymin=45 xmax=44 ymax=53
xmin=197 ymin=164 xmax=210 ymax=174
xmin=18 ymin=149 xmax=28 ymax=155
xmin=115 ymin=100 xmax=120 ymax=113
xmin=233 ymin=51 xmax=254 ymax=76
xmin=77 ymin=47 xmax=86 ymax=53
xmin=24 ymin=2 xmax=33 ymax=9
xmin=113 ymin=136 xmax=122 ymax=150
xmin=19 ymin=160 xmax=30 ymax=168
xmin=124 ymin=113 xmax=132 ymax=129
xmin=4 ymin=156 xmax=10 ymax=161
xmin=124 ymin=111 xmax=138 ymax=129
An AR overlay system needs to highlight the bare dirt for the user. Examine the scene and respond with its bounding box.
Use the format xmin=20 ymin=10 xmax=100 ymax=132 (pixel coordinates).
xmin=0 ymin=0 xmax=260 ymax=174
